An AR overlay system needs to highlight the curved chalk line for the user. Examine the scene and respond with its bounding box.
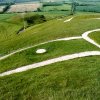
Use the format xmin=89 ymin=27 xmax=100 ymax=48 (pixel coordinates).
xmin=0 ymin=51 xmax=100 ymax=77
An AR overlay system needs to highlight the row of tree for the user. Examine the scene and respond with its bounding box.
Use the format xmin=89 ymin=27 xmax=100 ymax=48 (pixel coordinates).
xmin=70 ymin=0 xmax=77 ymax=15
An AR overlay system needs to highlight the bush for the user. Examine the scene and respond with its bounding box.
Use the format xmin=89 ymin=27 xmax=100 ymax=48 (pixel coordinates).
xmin=24 ymin=14 xmax=46 ymax=26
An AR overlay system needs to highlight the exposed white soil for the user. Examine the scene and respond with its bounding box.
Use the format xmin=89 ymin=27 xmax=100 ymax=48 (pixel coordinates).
xmin=82 ymin=29 xmax=100 ymax=48
xmin=64 ymin=17 xmax=73 ymax=23
xmin=0 ymin=36 xmax=82 ymax=61
xmin=94 ymin=18 xmax=100 ymax=19
xmin=0 ymin=51 xmax=100 ymax=77
xmin=36 ymin=49 xmax=46 ymax=54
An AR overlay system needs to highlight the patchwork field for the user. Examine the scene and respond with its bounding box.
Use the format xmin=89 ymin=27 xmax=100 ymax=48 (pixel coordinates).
xmin=0 ymin=6 xmax=5 ymax=12
xmin=0 ymin=12 xmax=100 ymax=99
xmin=8 ymin=3 xmax=42 ymax=13
xmin=76 ymin=5 xmax=100 ymax=13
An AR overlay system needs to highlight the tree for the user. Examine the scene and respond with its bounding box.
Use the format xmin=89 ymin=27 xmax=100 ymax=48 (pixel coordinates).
xmin=21 ymin=12 xmax=26 ymax=31
xmin=70 ymin=0 xmax=76 ymax=15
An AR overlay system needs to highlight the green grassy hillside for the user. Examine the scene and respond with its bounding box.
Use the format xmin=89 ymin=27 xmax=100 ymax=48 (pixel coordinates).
xmin=0 ymin=13 xmax=100 ymax=55
xmin=0 ymin=39 xmax=99 ymax=73
xmin=0 ymin=12 xmax=100 ymax=100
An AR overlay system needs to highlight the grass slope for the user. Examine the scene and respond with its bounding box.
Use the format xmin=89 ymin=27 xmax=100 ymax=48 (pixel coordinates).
xmin=89 ymin=31 xmax=100 ymax=44
xmin=0 ymin=56 xmax=100 ymax=100
xmin=0 ymin=11 xmax=100 ymax=100
xmin=0 ymin=39 xmax=99 ymax=73
xmin=0 ymin=14 xmax=100 ymax=55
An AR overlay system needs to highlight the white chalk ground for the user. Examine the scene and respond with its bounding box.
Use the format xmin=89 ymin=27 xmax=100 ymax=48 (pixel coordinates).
xmin=0 ymin=51 xmax=100 ymax=77
xmin=36 ymin=49 xmax=46 ymax=54
xmin=82 ymin=29 xmax=100 ymax=48
xmin=64 ymin=17 xmax=73 ymax=23
xmin=94 ymin=18 xmax=100 ymax=20
xmin=0 ymin=17 xmax=100 ymax=77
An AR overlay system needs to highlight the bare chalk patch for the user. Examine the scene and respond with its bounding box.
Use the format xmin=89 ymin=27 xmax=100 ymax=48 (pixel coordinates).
xmin=36 ymin=49 xmax=46 ymax=54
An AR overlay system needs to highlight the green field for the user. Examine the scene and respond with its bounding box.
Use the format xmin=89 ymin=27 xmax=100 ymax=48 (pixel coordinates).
xmin=76 ymin=5 xmax=100 ymax=13
xmin=41 ymin=4 xmax=71 ymax=12
xmin=89 ymin=31 xmax=100 ymax=44
xmin=0 ymin=11 xmax=100 ymax=100
xmin=76 ymin=1 xmax=100 ymax=13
